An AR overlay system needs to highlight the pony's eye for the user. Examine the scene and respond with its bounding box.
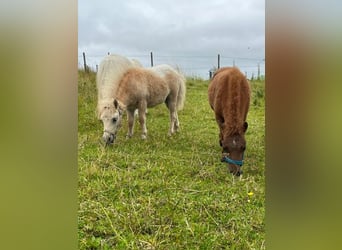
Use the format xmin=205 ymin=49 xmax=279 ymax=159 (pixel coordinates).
xmin=112 ymin=117 xmax=117 ymax=123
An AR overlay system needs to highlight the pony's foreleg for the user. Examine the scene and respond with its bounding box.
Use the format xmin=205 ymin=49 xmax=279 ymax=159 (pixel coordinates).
xmin=138 ymin=102 xmax=148 ymax=139
xmin=215 ymin=113 xmax=225 ymax=146
xmin=126 ymin=110 xmax=135 ymax=139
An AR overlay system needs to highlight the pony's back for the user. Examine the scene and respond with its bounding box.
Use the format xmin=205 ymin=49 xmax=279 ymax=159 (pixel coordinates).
xmin=97 ymin=55 xmax=136 ymax=101
xmin=209 ymin=67 xmax=250 ymax=135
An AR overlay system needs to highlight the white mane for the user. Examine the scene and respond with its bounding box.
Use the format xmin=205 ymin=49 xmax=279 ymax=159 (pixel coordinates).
xmin=96 ymin=98 xmax=114 ymax=117
xmin=96 ymin=54 xmax=141 ymax=117
xmin=131 ymin=59 xmax=143 ymax=67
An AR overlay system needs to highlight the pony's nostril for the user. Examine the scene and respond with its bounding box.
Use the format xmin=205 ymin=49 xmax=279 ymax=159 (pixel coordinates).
xmin=102 ymin=133 xmax=115 ymax=145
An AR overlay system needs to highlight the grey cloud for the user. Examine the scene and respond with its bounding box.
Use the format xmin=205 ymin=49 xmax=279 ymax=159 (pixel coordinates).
xmin=79 ymin=0 xmax=264 ymax=78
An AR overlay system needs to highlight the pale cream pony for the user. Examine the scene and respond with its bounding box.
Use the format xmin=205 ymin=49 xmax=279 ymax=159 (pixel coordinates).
xmin=108 ymin=64 xmax=186 ymax=143
xmin=96 ymin=54 xmax=142 ymax=144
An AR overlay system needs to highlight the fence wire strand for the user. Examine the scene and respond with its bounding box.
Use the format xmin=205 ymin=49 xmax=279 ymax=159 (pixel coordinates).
xmin=78 ymin=52 xmax=265 ymax=79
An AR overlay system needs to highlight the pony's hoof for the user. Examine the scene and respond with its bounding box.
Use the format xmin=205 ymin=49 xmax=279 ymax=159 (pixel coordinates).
xmin=126 ymin=134 xmax=132 ymax=139
xmin=141 ymin=135 xmax=147 ymax=140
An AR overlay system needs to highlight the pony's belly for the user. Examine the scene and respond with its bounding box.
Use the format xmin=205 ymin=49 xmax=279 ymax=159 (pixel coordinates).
xmin=147 ymin=97 xmax=166 ymax=107
xmin=146 ymin=89 xmax=169 ymax=107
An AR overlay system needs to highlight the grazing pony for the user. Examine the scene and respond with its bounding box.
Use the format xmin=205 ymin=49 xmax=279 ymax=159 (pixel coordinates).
xmin=105 ymin=64 xmax=186 ymax=143
xmin=208 ymin=67 xmax=250 ymax=176
xmin=96 ymin=54 xmax=142 ymax=144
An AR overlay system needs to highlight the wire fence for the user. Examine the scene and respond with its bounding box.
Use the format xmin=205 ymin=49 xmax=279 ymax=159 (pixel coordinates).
xmin=78 ymin=52 xmax=265 ymax=80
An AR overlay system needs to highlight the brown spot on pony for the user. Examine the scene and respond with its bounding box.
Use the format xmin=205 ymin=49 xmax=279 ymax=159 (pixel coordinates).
xmin=208 ymin=67 xmax=250 ymax=176
xmin=107 ymin=64 xmax=186 ymax=143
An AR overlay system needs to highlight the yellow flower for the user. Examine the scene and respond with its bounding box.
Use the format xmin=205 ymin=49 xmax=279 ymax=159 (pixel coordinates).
xmin=247 ymin=192 xmax=254 ymax=196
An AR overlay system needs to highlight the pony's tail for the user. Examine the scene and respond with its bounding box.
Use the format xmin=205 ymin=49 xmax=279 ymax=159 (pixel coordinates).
xmin=176 ymin=74 xmax=186 ymax=110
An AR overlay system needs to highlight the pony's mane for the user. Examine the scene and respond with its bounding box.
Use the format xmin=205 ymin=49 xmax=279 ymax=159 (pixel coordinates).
xmin=131 ymin=59 xmax=143 ymax=67
xmin=96 ymin=54 xmax=141 ymax=115
xmin=96 ymin=55 xmax=142 ymax=100
xmin=96 ymin=98 xmax=114 ymax=118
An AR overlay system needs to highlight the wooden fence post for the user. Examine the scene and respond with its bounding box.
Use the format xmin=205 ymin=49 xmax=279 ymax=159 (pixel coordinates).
xmin=82 ymin=52 xmax=88 ymax=72
xmin=217 ymin=54 xmax=220 ymax=69
xmin=150 ymin=52 xmax=154 ymax=67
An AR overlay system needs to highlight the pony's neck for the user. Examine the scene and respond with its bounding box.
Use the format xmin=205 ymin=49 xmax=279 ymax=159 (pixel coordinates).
xmin=114 ymin=95 xmax=129 ymax=108
xmin=115 ymin=83 xmax=132 ymax=107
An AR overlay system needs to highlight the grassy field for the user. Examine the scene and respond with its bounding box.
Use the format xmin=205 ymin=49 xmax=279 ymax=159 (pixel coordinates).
xmin=78 ymin=70 xmax=265 ymax=249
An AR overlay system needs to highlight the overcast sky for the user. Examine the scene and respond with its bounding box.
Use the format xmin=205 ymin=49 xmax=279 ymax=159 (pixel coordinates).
xmin=78 ymin=0 xmax=265 ymax=78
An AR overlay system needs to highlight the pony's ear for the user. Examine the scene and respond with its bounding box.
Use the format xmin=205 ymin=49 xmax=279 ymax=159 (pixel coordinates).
xmin=113 ymin=99 xmax=125 ymax=114
xmin=243 ymin=122 xmax=248 ymax=132
xmin=113 ymin=99 xmax=119 ymax=109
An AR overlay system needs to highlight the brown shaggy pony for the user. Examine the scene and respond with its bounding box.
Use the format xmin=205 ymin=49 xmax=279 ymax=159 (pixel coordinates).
xmin=208 ymin=67 xmax=250 ymax=176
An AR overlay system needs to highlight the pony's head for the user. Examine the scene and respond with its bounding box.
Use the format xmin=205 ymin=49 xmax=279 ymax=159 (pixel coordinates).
xmin=220 ymin=122 xmax=248 ymax=176
xmin=98 ymin=99 xmax=125 ymax=145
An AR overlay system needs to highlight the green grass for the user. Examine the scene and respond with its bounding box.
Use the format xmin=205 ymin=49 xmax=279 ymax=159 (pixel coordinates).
xmin=78 ymin=70 xmax=265 ymax=249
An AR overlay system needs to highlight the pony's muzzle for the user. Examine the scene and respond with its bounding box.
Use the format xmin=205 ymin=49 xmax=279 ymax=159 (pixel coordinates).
xmin=221 ymin=155 xmax=244 ymax=176
xmin=232 ymin=168 xmax=243 ymax=176
xmin=102 ymin=132 xmax=115 ymax=145
xmin=227 ymin=164 xmax=243 ymax=176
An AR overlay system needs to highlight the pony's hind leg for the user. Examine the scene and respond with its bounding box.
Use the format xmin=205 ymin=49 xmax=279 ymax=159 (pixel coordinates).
xmin=168 ymin=104 xmax=178 ymax=136
xmin=126 ymin=110 xmax=135 ymax=138
xmin=165 ymin=96 xmax=179 ymax=136
xmin=173 ymin=111 xmax=180 ymax=132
